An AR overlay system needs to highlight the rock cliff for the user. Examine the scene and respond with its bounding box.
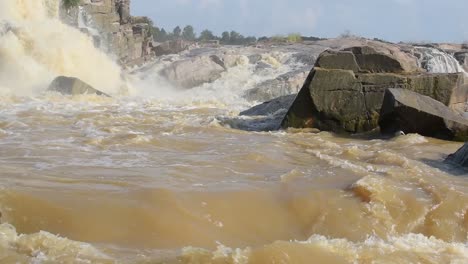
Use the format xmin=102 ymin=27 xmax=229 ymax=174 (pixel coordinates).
xmin=60 ymin=0 xmax=154 ymax=66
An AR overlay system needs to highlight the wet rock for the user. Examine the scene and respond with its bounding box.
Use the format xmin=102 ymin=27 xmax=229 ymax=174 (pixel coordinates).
xmin=290 ymin=52 xmax=317 ymax=66
xmin=281 ymin=45 xmax=467 ymax=134
xmin=454 ymin=51 xmax=468 ymax=72
xmin=244 ymin=69 xmax=309 ymax=102
xmin=446 ymin=143 xmax=468 ymax=168
xmin=48 ymin=76 xmax=110 ymax=96
xmin=241 ymin=95 xmax=297 ymax=116
xmin=248 ymin=54 xmax=262 ymax=64
xmin=160 ymin=56 xmax=226 ymax=88
xmin=379 ymin=89 xmax=468 ymax=141
xmin=223 ymin=95 xmax=297 ymax=132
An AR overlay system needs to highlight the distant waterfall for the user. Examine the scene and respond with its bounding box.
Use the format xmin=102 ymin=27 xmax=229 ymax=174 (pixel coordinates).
xmin=414 ymin=47 xmax=465 ymax=74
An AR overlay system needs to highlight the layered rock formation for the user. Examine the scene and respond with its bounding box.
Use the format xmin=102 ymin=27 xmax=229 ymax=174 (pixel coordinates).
xmin=60 ymin=0 xmax=154 ymax=66
xmin=379 ymin=89 xmax=468 ymax=141
xmin=282 ymin=41 xmax=468 ymax=134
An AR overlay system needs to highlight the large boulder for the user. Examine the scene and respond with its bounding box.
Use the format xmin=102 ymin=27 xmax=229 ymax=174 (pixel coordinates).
xmin=244 ymin=69 xmax=309 ymax=102
xmin=379 ymin=89 xmax=468 ymax=141
xmin=154 ymin=40 xmax=191 ymax=56
xmin=446 ymin=143 xmax=468 ymax=168
xmin=281 ymin=44 xmax=468 ymax=134
xmin=160 ymin=56 xmax=226 ymax=88
xmin=48 ymin=76 xmax=109 ymax=96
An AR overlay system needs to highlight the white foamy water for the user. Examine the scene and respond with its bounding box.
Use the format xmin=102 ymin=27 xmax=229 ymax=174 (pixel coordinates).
xmin=0 ymin=1 xmax=467 ymax=263
xmin=0 ymin=0 xmax=124 ymax=96
xmin=415 ymin=46 xmax=466 ymax=74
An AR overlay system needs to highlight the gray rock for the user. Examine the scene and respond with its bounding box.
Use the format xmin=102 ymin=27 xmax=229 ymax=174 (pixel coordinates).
xmin=154 ymin=40 xmax=191 ymax=56
xmin=48 ymin=76 xmax=110 ymax=96
xmin=379 ymin=89 xmax=468 ymax=141
xmin=244 ymin=70 xmax=309 ymax=102
xmin=160 ymin=56 xmax=226 ymax=88
xmin=241 ymin=95 xmax=297 ymax=116
xmin=446 ymin=143 xmax=468 ymax=168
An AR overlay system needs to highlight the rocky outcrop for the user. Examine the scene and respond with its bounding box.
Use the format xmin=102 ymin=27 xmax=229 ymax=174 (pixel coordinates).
xmin=48 ymin=76 xmax=109 ymax=96
xmin=60 ymin=0 xmax=154 ymax=66
xmin=160 ymin=56 xmax=226 ymax=88
xmin=244 ymin=69 xmax=309 ymax=102
xmin=379 ymin=89 xmax=468 ymax=141
xmin=282 ymin=43 xmax=468 ymax=134
xmin=446 ymin=143 xmax=468 ymax=168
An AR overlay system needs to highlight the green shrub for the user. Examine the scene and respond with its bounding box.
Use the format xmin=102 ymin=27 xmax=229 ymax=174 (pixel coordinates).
xmin=63 ymin=0 xmax=80 ymax=9
xmin=287 ymin=33 xmax=302 ymax=43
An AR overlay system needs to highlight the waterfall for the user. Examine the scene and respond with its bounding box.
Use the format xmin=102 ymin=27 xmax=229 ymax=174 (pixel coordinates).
xmin=77 ymin=6 xmax=102 ymax=48
xmin=414 ymin=47 xmax=465 ymax=74
xmin=0 ymin=0 xmax=124 ymax=96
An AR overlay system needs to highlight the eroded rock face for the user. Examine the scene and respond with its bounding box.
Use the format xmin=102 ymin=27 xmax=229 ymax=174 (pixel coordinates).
xmin=160 ymin=56 xmax=226 ymax=88
xmin=48 ymin=76 xmax=109 ymax=96
xmin=379 ymin=89 xmax=468 ymax=141
xmin=281 ymin=44 xmax=467 ymax=134
xmin=446 ymin=143 xmax=468 ymax=168
xmin=60 ymin=0 xmax=153 ymax=66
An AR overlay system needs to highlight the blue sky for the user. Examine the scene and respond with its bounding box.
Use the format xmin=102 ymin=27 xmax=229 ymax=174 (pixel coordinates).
xmin=131 ymin=0 xmax=468 ymax=43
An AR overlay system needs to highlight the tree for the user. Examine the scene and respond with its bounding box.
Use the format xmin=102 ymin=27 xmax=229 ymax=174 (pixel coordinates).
xmin=199 ymin=29 xmax=215 ymax=41
xmin=287 ymin=33 xmax=302 ymax=43
xmin=221 ymin=31 xmax=230 ymax=44
xmin=62 ymin=0 xmax=80 ymax=9
xmin=244 ymin=36 xmax=257 ymax=45
xmin=173 ymin=26 xmax=182 ymax=38
xmin=158 ymin=28 xmax=168 ymax=42
xmin=152 ymin=26 xmax=161 ymax=41
xmin=182 ymin=25 xmax=196 ymax=40
xmin=229 ymin=31 xmax=242 ymax=44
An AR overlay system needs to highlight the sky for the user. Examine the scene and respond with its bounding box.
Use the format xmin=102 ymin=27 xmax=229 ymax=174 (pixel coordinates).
xmin=131 ymin=0 xmax=468 ymax=43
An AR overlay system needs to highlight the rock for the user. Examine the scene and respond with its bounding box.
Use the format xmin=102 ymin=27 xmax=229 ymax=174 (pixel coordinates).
xmin=446 ymin=143 xmax=468 ymax=168
xmin=48 ymin=76 xmax=110 ymax=96
xmin=220 ymin=95 xmax=296 ymax=132
xmin=290 ymin=52 xmax=317 ymax=66
xmin=59 ymin=0 xmax=154 ymax=66
xmin=315 ymin=50 xmax=360 ymax=72
xmin=154 ymin=40 xmax=191 ymax=56
xmin=281 ymin=45 xmax=467 ymax=134
xmin=160 ymin=56 xmax=226 ymax=88
xmin=379 ymin=89 xmax=468 ymax=141
xmin=248 ymin=54 xmax=262 ymax=64
xmin=116 ymin=0 xmax=131 ymax=24
xmin=454 ymin=51 xmax=468 ymax=72
xmin=244 ymin=69 xmax=309 ymax=102
xmin=240 ymin=95 xmax=297 ymax=116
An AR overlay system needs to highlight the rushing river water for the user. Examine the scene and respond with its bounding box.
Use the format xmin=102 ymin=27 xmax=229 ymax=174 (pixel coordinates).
xmin=0 ymin=0 xmax=468 ymax=263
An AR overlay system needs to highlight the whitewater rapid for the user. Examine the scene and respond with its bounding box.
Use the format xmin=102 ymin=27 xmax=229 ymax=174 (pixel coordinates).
xmin=0 ymin=1 xmax=467 ymax=263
